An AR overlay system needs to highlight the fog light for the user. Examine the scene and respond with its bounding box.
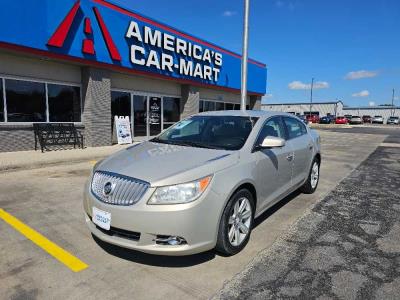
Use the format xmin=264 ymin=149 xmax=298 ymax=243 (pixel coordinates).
xmin=155 ymin=235 xmax=187 ymax=246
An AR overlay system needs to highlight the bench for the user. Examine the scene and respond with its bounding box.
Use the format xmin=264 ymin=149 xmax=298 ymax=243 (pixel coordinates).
xmin=33 ymin=123 xmax=84 ymax=152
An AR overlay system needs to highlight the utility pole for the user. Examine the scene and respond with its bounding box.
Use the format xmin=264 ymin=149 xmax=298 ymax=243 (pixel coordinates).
xmin=240 ymin=0 xmax=250 ymax=111
xmin=309 ymin=77 xmax=314 ymax=117
xmin=391 ymin=88 xmax=395 ymax=116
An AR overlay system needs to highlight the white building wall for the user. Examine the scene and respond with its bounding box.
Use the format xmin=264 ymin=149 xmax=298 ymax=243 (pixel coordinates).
xmin=262 ymin=102 xmax=343 ymax=116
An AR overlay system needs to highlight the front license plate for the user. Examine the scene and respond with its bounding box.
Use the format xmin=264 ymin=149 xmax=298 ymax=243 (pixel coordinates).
xmin=92 ymin=207 xmax=111 ymax=230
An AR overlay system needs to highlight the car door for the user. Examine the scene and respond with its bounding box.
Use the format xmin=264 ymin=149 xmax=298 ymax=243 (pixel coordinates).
xmin=283 ymin=117 xmax=313 ymax=186
xmin=253 ymin=116 xmax=294 ymax=212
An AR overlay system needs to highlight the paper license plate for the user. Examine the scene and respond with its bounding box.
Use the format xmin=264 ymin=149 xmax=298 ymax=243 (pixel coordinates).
xmin=92 ymin=207 xmax=111 ymax=231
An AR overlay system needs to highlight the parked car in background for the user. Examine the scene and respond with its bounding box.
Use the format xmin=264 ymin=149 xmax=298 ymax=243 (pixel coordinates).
xmin=349 ymin=116 xmax=362 ymax=124
xmin=372 ymin=116 xmax=384 ymax=124
xmin=319 ymin=116 xmax=334 ymax=124
xmin=299 ymin=115 xmax=308 ymax=125
xmin=362 ymin=115 xmax=372 ymax=123
xmin=84 ymin=111 xmax=321 ymax=256
xmin=344 ymin=115 xmax=352 ymax=123
xmin=306 ymin=114 xmax=320 ymax=123
xmin=335 ymin=116 xmax=348 ymax=124
xmin=387 ymin=116 xmax=399 ymax=125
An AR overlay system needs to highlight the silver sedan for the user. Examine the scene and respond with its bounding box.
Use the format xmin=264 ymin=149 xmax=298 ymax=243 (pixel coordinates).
xmin=83 ymin=110 xmax=321 ymax=256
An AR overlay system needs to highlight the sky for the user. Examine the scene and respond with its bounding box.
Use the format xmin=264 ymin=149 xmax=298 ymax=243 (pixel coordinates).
xmin=111 ymin=0 xmax=399 ymax=107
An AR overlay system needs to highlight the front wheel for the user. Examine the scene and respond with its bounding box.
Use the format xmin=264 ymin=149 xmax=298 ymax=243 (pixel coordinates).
xmin=216 ymin=189 xmax=255 ymax=256
xmin=300 ymin=158 xmax=320 ymax=194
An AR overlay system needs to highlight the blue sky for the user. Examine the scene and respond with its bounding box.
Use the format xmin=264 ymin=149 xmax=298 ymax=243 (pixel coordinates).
xmin=111 ymin=0 xmax=399 ymax=106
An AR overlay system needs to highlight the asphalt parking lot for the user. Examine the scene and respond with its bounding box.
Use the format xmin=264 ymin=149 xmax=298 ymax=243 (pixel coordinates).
xmin=0 ymin=127 xmax=396 ymax=299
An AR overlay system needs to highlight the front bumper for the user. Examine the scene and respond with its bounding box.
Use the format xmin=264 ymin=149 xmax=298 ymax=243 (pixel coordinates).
xmin=83 ymin=180 xmax=224 ymax=256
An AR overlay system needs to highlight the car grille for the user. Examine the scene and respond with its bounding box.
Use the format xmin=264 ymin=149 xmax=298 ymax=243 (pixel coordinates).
xmin=91 ymin=171 xmax=149 ymax=206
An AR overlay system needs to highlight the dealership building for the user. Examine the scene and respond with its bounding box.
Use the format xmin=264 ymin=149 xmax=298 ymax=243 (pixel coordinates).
xmin=0 ymin=0 xmax=267 ymax=152
xmin=262 ymin=101 xmax=400 ymax=120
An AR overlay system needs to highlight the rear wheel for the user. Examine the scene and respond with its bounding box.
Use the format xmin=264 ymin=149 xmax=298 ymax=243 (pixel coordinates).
xmin=300 ymin=158 xmax=320 ymax=194
xmin=216 ymin=189 xmax=255 ymax=256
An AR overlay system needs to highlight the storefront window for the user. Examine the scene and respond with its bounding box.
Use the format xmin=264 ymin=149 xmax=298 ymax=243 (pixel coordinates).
xmin=234 ymin=104 xmax=240 ymax=110
xmin=0 ymin=79 xmax=4 ymax=122
xmin=199 ymin=100 xmax=204 ymax=112
xmin=133 ymin=95 xmax=147 ymax=137
xmin=48 ymin=84 xmax=81 ymax=122
xmin=203 ymin=101 xmax=215 ymax=112
xmin=163 ymin=97 xmax=180 ymax=129
xmin=111 ymin=91 xmax=131 ymax=122
xmin=215 ymin=102 xmax=225 ymax=111
xmin=6 ymin=79 xmax=46 ymax=122
xmin=225 ymin=103 xmax=234 ymax=110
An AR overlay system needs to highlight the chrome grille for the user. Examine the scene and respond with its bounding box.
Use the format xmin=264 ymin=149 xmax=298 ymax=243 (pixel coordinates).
xmin=91 ymin=171 xmax=149 ymax=206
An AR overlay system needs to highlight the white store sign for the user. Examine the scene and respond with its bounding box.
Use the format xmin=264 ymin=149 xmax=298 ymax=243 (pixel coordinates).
xmin=115 ymin=116 xmax=133 ymax=145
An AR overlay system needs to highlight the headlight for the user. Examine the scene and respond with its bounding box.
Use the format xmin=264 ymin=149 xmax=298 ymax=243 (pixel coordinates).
xmin=148 ymin=175 xmax=213 ymax=205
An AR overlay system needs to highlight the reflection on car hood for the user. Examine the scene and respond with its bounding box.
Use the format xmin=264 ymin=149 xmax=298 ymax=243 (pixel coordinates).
xmin=96 ymin=141 xmax=234 ymax=184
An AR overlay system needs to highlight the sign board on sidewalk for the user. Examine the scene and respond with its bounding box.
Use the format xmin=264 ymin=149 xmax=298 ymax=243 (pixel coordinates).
xmin=114 ymin=116 xmax=132 ymax=145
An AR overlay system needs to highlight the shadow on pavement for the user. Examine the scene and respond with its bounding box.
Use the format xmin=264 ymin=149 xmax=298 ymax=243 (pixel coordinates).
xmin=254 ymin=189 xmax=301 ymax=228
xmin=92 ymin=235 xmax=216 ymax=267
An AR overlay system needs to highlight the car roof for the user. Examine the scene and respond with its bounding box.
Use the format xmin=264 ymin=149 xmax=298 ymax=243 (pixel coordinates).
xmin=197 ymin=110 xmax=295 ymax=119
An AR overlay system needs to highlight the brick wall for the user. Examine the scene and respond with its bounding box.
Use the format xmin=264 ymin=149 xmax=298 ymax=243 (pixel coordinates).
xmin=81 ymin=67 xmax=112 ymax=147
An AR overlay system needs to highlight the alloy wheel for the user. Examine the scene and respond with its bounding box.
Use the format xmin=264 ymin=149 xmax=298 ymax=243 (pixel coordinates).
xmin=228 ymin=197 xmax=252 ymax=246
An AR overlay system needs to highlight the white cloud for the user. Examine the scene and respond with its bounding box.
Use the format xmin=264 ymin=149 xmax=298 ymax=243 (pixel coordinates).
xmin=288 ymin=80 xmax=329 ymax=90
xmin=369 ymin=101 xmax=376 ymax=106
xmin=345 ymin=70 xmax=378 ymax=80
xmin=352 ymin=90 xmax=370 ymax=97
xmin=222 ymin=10 xmax=237 ymax=17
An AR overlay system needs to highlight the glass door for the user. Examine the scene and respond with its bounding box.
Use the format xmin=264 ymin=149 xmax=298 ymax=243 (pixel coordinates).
xmin=133 ymin=95 xmax=147 ymax=137
xmin=148 ymin=97 xmax=162 ymax=136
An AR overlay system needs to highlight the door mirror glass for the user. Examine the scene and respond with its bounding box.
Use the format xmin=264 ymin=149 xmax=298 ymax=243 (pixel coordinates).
xmin=260 ymin=136 xmax=285 ymax=148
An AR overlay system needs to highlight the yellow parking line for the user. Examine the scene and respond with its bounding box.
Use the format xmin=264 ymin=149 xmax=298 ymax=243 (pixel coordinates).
xmin=0 ymin=208 xmax=88 ymax=272
xmin=89 ymin=160 xmax=97 ymax=166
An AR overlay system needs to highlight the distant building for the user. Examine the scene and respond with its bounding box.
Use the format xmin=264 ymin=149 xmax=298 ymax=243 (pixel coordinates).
xmin=261 ymin=101 xmax=400 ymax=121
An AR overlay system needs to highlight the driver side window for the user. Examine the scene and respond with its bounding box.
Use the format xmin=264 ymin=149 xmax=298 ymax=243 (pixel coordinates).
xmin=256 ymin=117 xmax=286 ymax=145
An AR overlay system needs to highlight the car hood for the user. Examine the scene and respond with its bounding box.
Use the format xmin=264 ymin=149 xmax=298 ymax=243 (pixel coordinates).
xmin=96 ymin=141 xmax=238 ymax=186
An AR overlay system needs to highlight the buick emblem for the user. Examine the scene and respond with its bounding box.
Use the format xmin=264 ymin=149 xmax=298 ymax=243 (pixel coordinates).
xmin=103 ymin=182 xmax=114 ymax=196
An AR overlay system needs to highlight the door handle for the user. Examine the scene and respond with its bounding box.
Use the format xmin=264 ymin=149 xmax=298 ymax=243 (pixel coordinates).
xmin=286 ymin=154 xmax=294 ymax=161
xmin=309 ymin=144 xmax=313 ymax=150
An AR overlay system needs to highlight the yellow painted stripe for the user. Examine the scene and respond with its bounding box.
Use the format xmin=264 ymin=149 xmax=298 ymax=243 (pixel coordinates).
xmin=89 ymin=160 xmax=97 ymax=166
xmin=0 ymin=208 xmax=88 ymax=272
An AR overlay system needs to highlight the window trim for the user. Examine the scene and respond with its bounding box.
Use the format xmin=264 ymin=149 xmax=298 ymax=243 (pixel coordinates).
xmin=0 ymin=74 xmax=83 ymax=125
xmin=283 ymin=116 xmax=308 ymax=140
xmin=252 ymin=115 xmax=287 ymax=152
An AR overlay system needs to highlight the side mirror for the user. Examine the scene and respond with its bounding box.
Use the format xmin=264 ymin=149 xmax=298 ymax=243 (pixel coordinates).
xmin=260 ymin=136 xmax=285 ymax=148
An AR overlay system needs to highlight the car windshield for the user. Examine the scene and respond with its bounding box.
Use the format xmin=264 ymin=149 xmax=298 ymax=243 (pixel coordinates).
xmin=152 ymin=115 xmax=258 ymax=150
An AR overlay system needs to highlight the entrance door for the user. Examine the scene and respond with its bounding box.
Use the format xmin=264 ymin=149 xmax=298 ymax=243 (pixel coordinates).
xmin=133 ymin=95 xmax=147 ymax=137
xmin=133 ymin=95 xmax=163 ymax=138
xmin=148 ymin=97 xmax=162 ymax=136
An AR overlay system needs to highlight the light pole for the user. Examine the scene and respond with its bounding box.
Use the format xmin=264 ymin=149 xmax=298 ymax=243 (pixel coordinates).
xmin=240 ymin=0 xmax=250 ymax=111
xmin=309 ymin=77 xmax=314 ymax=118
xmin=391 ymin=88 xmax=395 ymax=116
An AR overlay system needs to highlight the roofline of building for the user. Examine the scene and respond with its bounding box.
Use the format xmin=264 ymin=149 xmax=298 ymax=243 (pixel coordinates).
xmin=343 ymin=106 xmax=400 ymax=110
xmin=262 ymin=101 xmax=343 ymax=106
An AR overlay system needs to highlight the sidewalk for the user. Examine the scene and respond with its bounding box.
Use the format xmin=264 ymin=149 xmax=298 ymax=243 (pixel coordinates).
xmin=0 ymin=144 xmax=135 ymax=172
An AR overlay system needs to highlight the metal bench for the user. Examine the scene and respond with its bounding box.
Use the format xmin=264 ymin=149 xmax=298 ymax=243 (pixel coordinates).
xmin=33 ymin=123 xmax=84 ymax=152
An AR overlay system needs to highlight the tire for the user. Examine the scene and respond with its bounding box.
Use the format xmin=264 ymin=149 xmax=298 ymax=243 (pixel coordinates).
xmin=216 ymin=189 xmax=255 ymax=256
xmin=300 ymin=157 xmax=320 ymax=194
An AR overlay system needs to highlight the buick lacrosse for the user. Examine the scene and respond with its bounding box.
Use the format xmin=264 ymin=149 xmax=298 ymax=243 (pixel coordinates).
xmin=84 ymin=110 xmax=321 ymax=256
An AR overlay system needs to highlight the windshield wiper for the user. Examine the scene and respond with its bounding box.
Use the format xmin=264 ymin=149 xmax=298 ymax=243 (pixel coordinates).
xmin=176 ymin=141 xmax=222 ymax=149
